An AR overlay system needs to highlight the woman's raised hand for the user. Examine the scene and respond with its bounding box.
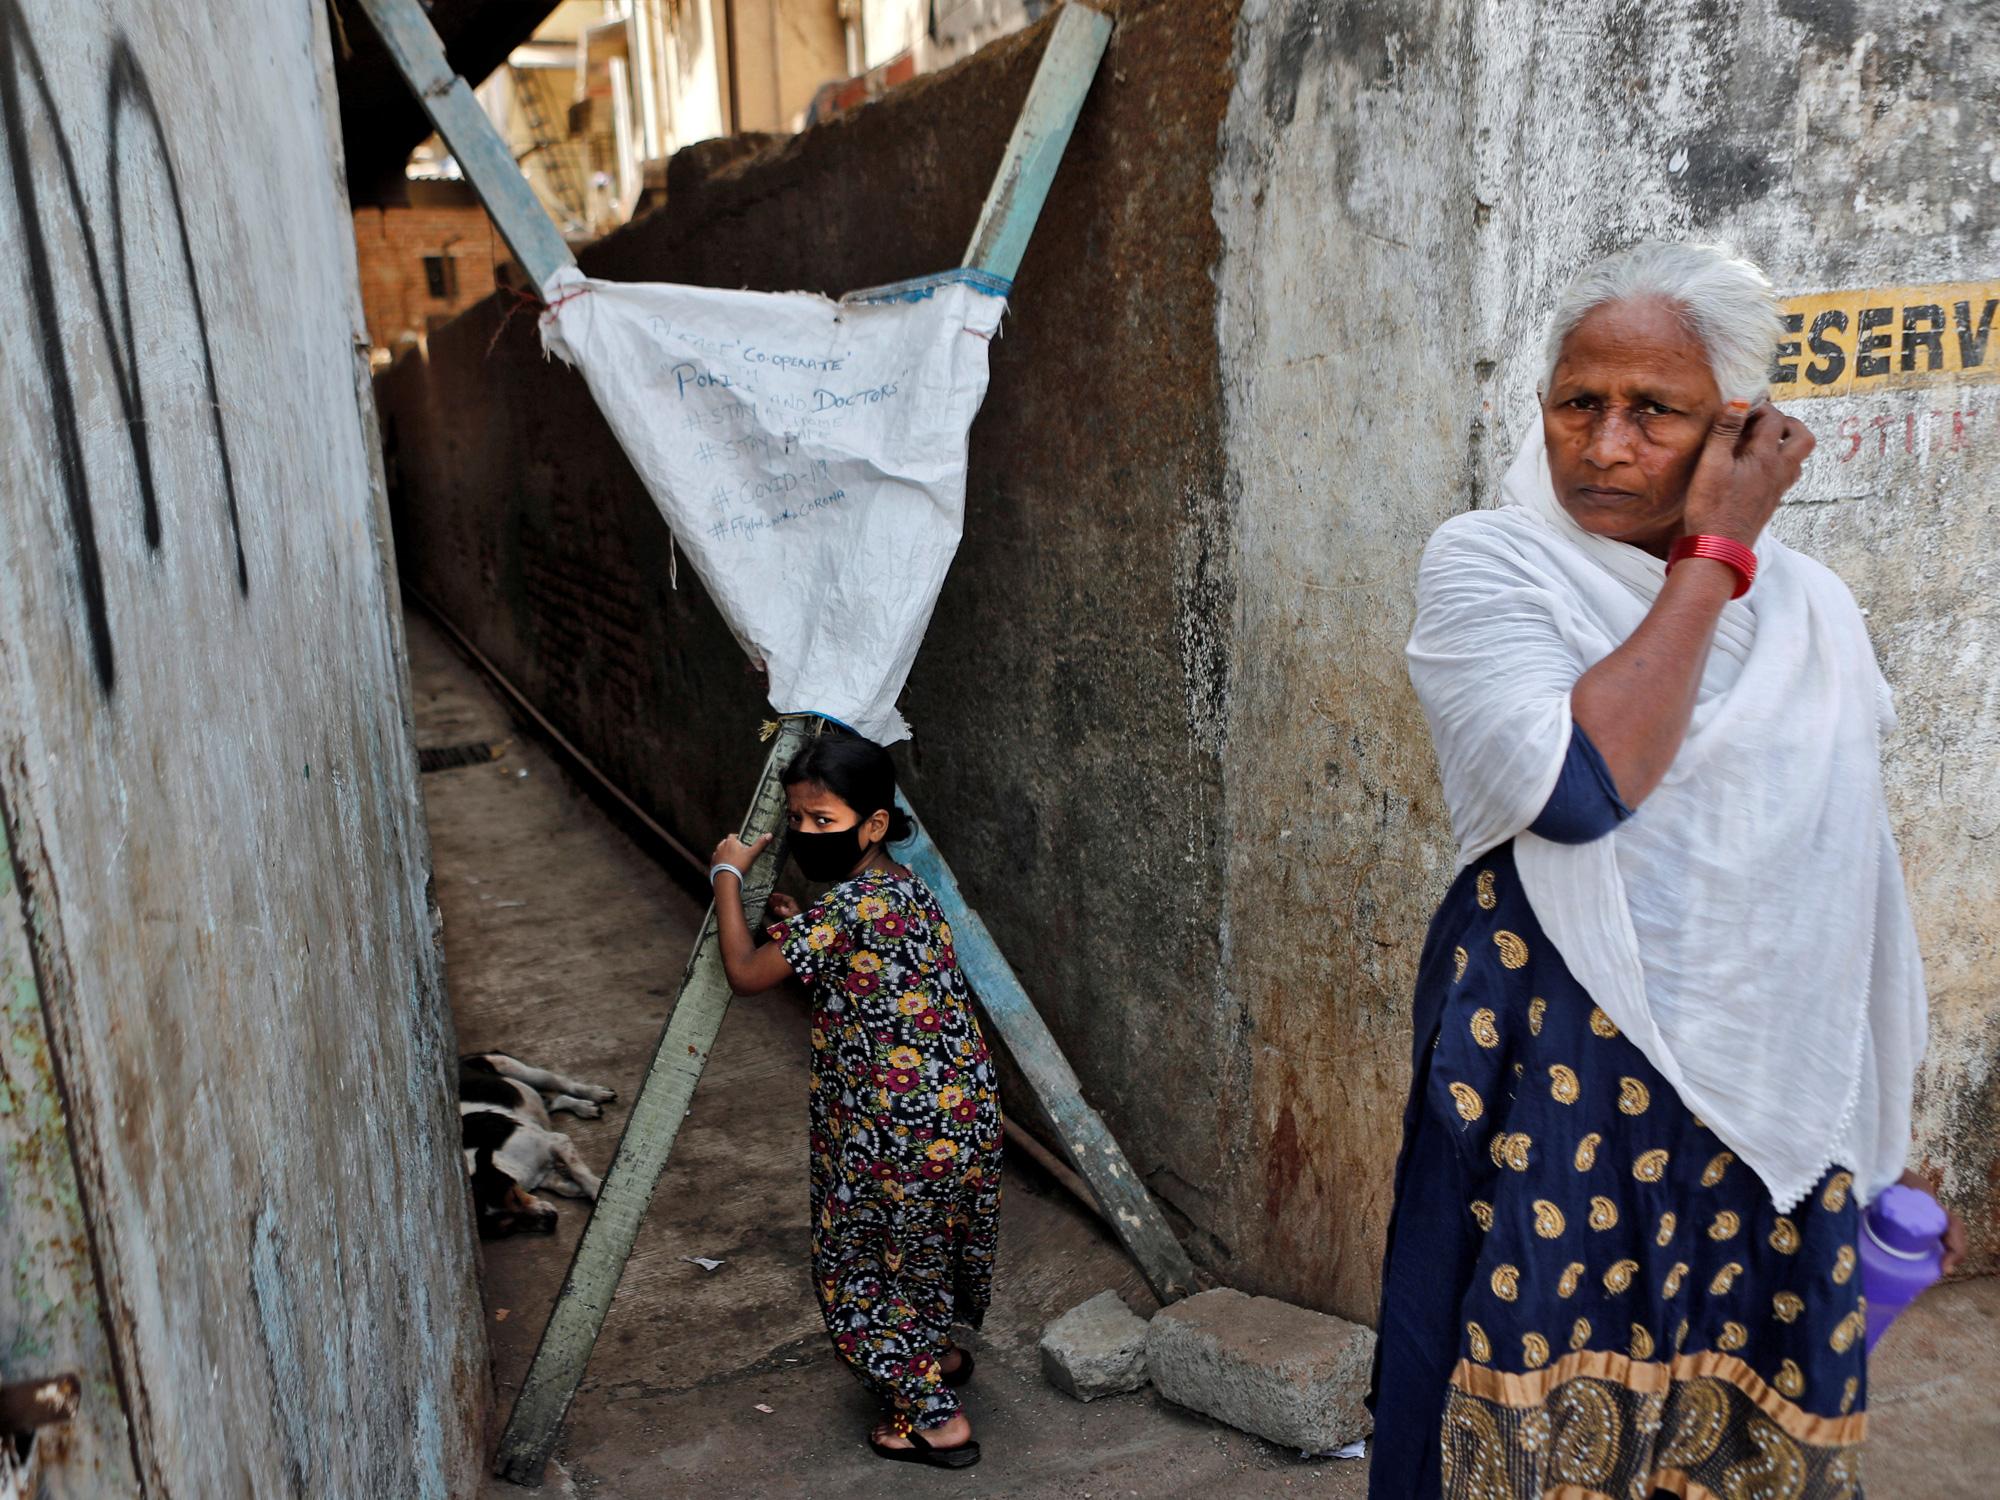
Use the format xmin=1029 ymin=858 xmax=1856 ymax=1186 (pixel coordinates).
xmin=1575 ymin=397 xmax=1818 ymax=810
xmin=1680 ymin=399 xmax=1816 ymax=547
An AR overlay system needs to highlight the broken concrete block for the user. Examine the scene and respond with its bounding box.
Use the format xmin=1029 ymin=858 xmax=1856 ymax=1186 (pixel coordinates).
xmin=1144 ymin=1288 xmax=1375 ymax=1451
xmin=1039 ymin=1290 xmax=1151 ymax=1401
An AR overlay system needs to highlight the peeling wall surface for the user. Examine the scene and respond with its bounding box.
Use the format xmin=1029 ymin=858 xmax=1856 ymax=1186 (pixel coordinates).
xmin=0 ymin=2 xmax=486 ymax=1494
xmin=1216 ymin=0 xmax=2000 ymax=1315
xmin=0 ymin=830 xmax=136 ymax=1496
xmin=1212 ymin=0 xmax=1484 ymax=1319
xmin=379 ymin=0 xmax=1999 ymax=1324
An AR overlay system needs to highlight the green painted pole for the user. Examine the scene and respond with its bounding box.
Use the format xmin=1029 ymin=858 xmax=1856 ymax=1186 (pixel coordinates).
xmin=921 ymin=0 xmax=1203 ymax=1306
xmin=492 ymin=717 xmax=819 ymax=1485
xmin=894 ymin=795 xmax=1196 ymax=1303
xmin=961 ymin=3 xmax=1112 ymax=282
xmin=352 ymin=0 xmax=577 ymax=291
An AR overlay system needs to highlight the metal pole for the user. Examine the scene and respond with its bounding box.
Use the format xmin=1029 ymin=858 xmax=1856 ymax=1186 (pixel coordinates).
xmin=895 ymin=794 xmax=1196 ymax=1303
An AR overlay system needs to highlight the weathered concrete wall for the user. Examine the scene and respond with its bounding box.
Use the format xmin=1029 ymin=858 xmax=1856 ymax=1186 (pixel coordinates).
xmin=381 ymin=0 xmax=1252 ymax=1257
xmin=380 ymin=0 xmax=2000 ymax=1326
xmin=1210 ymin=0 xmax=1485 ymax=1320
xmin=0 ymin=2 xmax=486 ymax=1494
xmin=1215 ymin=0 xmax=2000 ymax=1315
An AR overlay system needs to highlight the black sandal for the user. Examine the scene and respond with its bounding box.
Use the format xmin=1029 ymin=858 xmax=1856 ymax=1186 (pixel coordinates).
xmin=869 ymin=1418 xmax=982 ymax=1469
xmin=941 ymin=1346 xmax=976 ymax=1388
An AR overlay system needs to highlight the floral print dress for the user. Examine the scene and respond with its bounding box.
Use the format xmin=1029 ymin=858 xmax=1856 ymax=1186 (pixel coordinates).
xmin=769 ymin=866 xmax=1003 ymax=1430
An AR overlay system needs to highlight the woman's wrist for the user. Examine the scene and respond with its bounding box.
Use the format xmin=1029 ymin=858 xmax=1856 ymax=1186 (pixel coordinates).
xmin=1667 ymin=534 xmax=1756 ymax=598
xmin=1660 ymin=553 xmax=1738 ymax=604
xmin=1678 ymin=516 xmax=1762 ymax=546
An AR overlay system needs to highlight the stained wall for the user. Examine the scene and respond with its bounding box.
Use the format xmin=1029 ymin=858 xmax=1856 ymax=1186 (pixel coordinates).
xmin=1215 ymin=0 xmax=2000 ymax=1314
xmin=0 ymin=2 xmax=486 ymax=1493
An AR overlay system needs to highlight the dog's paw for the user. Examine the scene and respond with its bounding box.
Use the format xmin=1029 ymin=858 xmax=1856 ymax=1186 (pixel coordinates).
xmin=571 ymin=1100 xmax=603 ymax=1119
xmin=579 ymin=1085 xmax=616 ymax=1104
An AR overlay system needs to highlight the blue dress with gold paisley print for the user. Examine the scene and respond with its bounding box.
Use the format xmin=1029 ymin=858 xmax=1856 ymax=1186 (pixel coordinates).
xmin=1367 ymin=727 xmax=1868 ymax=1499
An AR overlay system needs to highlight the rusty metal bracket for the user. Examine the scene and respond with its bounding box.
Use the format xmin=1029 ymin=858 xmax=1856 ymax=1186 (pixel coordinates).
xmin=0 ymin=1374 xmax=80 ymax=1500
xmin=0 ymin=1374 xmax=81 ymax=1433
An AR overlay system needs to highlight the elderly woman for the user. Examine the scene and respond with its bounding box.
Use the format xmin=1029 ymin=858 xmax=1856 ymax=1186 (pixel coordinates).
xmin=1367 ymin=241 xmax=1963 ymax=1497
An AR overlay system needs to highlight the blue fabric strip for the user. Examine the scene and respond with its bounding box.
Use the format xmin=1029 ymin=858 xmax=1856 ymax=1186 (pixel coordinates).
xmin=1528 ymin=722 xmax=1632 ymax=844
xmin=840 ymin=268 xmax=1014 ymax=305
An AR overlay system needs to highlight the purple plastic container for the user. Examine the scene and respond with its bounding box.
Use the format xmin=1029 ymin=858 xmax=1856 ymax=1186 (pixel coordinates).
xmin=1859 ymin=1183 xmax=1948 ymax=1352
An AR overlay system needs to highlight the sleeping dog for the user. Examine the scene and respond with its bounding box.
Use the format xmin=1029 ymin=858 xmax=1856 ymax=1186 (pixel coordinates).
xmin=460 ymin=1053 xmax=617 ymax=1237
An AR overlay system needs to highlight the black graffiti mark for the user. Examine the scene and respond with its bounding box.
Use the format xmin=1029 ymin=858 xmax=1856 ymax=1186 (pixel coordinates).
xmin=0 ymin=3 xmax=247 ymax=695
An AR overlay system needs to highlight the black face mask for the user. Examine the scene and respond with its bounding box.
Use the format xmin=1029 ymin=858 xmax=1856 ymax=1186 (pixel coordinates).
xmin=789 ymin=824 xmax=876 ymax=882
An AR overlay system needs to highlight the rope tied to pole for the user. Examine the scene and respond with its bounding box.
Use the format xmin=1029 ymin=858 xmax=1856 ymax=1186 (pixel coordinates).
xmin=484 ymin=279 xmax=593 ymax=358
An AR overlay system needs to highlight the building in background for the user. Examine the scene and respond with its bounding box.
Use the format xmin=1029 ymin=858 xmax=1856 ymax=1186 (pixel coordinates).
xmin=351 ymin=0 xmax=1043 ymax=361
xmin=807 ymin=0 xmax=1045 ymax=123
xmin=468 ymin=6 xmax=598 ymax=233
xmin=341 ymin=0 xmax=566 ymax=364
xmin=352 ymin=180 xmax=506 ymax=364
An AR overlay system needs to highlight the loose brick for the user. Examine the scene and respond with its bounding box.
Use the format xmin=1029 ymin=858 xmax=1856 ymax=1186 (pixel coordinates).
xmin=1039 ymin=1290 xmax=1150 ymax=1401
xmin=1144 ymin=1288 xmax=1374 ymax=1452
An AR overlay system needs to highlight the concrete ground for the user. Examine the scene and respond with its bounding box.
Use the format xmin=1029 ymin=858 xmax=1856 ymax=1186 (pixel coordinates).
xmin=405 ymin=610 xmax=1997 ymax=1498
xmin=407 ymin=612 xmax=1363 ymax=1500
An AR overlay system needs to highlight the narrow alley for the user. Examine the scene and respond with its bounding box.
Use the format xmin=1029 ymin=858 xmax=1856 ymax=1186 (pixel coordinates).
xmin=5 ymin=5 xmax=1997 ymax=1497
xmin=404 ymin=610 xmax=1371 ymax=1497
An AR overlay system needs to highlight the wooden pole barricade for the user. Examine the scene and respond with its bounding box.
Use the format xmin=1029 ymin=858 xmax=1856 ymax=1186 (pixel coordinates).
xmin=348 ymin=0 xmax=1187 ymax=1484
xmin=494 ymin=717 xmax=820 ymax=1484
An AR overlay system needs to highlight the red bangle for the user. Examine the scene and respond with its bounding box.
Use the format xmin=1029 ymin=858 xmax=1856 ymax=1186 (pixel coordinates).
xmin=1667 ymin=534 xmax=1757 ymax=598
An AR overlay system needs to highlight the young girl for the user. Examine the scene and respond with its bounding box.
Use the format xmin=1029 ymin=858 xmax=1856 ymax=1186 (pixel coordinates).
xmin=710 ymin=732 xmax=1002 ymax=1470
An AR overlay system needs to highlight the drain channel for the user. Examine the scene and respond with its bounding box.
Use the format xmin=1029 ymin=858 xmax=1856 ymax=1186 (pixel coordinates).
xmin=417 ymin=742 xmax=503 ymax=773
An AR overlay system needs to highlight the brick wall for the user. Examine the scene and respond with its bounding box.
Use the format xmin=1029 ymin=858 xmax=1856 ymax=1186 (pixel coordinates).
xmin=352 ymin=184 xmax=509 ymax=358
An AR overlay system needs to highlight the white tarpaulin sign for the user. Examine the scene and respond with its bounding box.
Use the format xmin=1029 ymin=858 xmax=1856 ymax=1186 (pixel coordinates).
xmin=538 ymin=265 xmax=1008 ymax=744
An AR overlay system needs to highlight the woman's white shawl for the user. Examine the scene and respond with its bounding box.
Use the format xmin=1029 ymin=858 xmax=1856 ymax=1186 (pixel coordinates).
xmin=1407 ymin=425 xmax=1927 ymax=1213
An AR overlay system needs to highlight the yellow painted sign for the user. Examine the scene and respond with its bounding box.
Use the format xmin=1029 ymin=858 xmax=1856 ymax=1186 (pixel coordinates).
xmin=1770 ymin=280 xmax=2000 ymax=399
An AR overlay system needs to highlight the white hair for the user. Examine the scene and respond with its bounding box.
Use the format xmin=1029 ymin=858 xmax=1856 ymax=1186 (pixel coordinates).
xmin=1542 ymin=241 xmax=1783 ymax=404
